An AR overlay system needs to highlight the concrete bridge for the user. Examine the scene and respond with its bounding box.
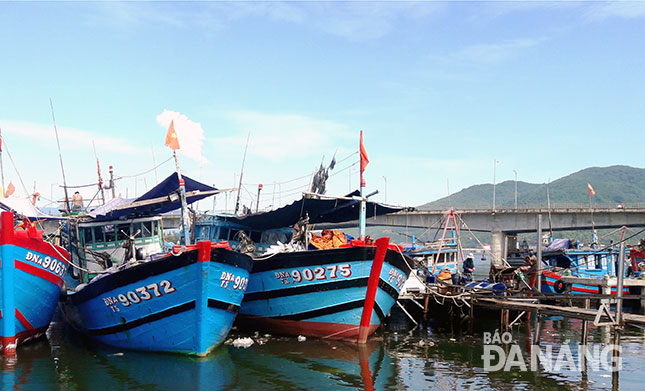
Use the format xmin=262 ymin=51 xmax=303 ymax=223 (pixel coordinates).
xmin=369 ymin=207 xmax=645 ymax=265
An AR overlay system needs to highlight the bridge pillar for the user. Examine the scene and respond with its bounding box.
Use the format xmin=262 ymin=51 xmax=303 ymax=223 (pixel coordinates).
xmin=491 ymin=231 xmax=505 ymax=267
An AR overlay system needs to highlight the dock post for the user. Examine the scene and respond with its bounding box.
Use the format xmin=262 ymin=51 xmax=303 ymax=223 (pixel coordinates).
xmin=612 ymin=328 xmax=621 ymax=391
xmin=616 ymin=243 xmax=625 ymax=326
xmin=581 ymin=299 xmax=590 ymax=345
xmin=423 ymin=295 xmax=429 ymax=320
xmin=533 ymin=312 xmax=542 ymax=346
xmin=536 ymin=215 xmax=542 ymax=291
xmin=581 ymin=298 xmax=590 ymax=372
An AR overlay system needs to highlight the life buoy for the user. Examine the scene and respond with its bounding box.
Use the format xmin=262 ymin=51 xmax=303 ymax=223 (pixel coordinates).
xmin=554 ymin=279 xmax=566 ymax=293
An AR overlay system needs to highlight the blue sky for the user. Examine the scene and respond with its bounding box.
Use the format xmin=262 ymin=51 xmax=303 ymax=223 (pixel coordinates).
xmin=1 ymin=1 xmax=644 ymax=211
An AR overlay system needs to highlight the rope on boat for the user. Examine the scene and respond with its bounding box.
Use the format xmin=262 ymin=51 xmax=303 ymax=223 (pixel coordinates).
xmin=1 ymin=138 xmax=30 ymax=198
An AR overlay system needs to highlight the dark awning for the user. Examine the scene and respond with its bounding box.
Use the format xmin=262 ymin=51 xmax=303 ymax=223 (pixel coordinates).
xmin=222 ymin=194 xmax=406 ymax=230
xmin=92 ymin=173 xmax=216 ymax=221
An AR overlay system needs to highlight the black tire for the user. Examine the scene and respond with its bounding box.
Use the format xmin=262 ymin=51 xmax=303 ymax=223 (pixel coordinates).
xmin=554 ymin=279 xmax=566 ymax=293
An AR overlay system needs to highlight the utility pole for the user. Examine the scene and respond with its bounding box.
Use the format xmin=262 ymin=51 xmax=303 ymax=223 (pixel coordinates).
xmin=513 ymin=169 xmax=518 ymax=210
xmin=493 ymin=159 xmax=499 ymax=212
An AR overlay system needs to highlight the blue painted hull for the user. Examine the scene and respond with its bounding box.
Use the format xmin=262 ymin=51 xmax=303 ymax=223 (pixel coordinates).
xmin=542 ymin=271 xmax=630 ymax=295
xmin=60 ymin=245 xmax=252 ymax=355
xmin=238 ymin=244 xmax=412 ymax=341
xmin=0 ymin=212 xmax=70 ymax=355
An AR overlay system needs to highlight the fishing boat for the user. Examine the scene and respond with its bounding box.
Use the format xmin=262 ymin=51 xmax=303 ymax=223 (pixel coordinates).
xmin=540 ymin=238 xmax=630 ymax=295
xmin=0 ymin=211 xmax=70 ymax=355
xmin=195 ymin=192 xmax=412 ymax=343
xmin=59 ymin=173 xmax=253 ymax=355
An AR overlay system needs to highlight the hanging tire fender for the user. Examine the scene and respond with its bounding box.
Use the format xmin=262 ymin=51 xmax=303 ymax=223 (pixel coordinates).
xmin=553 ymin=279 xmax=566 ymax=293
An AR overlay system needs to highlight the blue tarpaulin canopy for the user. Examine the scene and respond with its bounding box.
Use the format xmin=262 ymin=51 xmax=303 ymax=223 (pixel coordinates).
xmin=221 ymin=193 xmax=406 ymax=230
xmin=91 ymin=173 xmax=216 ymax=221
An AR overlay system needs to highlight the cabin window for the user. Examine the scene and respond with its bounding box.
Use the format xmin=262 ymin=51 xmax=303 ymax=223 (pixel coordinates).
xmin=196 ymin=226 xmax=210 ymax=241
xmin=142 ymin=221 xmax=153 ymax=238
xmin=117 ymin=224 xmax=131 ymax=241
xmin=93 ymin=226 xmax=105 ymax=244
xmin=219 ymin=227 xmax=230 ymax=241
xmin=104 ymin=225 xmax=116 ymax=243
xmin=230 ymin=229 xmax=242 ymax=241
xmin=250 ymin=231 xmax=262 ymax=242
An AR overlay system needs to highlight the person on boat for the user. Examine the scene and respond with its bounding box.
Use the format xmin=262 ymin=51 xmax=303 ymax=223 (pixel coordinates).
xmin=72 ymin=191 xmax=84 ymax=211
xmin=463 ymin=253 xmax=475 ymax=281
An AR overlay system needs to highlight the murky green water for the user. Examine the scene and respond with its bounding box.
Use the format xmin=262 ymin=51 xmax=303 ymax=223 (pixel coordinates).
xmin=1 ymin=308 xmax=643 ymax=390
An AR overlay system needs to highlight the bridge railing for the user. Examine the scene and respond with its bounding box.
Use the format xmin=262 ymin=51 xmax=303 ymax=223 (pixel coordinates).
xmin=419 ymin=202 xmax=645 ymax=211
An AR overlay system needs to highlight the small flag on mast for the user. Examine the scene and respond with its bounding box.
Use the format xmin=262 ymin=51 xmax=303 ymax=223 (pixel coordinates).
xmin=5 ymin=181 xmax=15 ymax=197
xmin=360 ymin=130 xmax=369 ymax=175
xmin=165 ymin=120 xmax=180 ymax=150
xmin=587 ymin=183 xmax=595 ymax=196
xmin=359 ymin=130 xmax=369 ymax=188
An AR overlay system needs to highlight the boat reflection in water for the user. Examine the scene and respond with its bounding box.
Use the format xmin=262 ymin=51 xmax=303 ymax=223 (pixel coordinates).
xmin=229 ymin=338 xmax=396 ymax=390
xmin=7 ymin=320 xmax=394 ymax=390
xmin=0 ymin=339 xmax=59 ymax=390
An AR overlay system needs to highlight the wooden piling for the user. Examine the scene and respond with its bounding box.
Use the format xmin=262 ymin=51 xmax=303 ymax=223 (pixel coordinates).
xmin=533 ymin=312 xmax=542 ymax=346
xmin=423 ymin=295 xmax=429 ymax=320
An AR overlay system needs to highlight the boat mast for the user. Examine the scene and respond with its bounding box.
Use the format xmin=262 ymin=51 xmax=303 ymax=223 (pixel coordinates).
xmin=173 ymin=150 xmax=190 ymax=246
xmin=359 ymin=130 xmax=367 ymax=239
xmin=234 ymin=132 xmax=250 ymax=214
xmin=50 ymin=99 xmax=71 ymax=213
xmin=92 ymin=141 xmax=105 ymax=205
xmin=0 ymin=127 xmax=4 ymax=197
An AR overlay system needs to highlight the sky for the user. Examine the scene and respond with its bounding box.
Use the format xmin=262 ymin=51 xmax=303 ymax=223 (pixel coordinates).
xmin=1 ymin=0 xmax=644 ymax=213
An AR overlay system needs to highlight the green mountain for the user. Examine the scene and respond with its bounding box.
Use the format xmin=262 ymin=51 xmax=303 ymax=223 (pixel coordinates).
xmin=419 ymin=165 xmax=645 ymax=210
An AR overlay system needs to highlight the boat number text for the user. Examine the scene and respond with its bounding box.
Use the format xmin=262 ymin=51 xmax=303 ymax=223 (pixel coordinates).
xmin=220 ymin=272 xmax=248 ymax=291
xmin=388 ymin=269 xmax=406 ymax=290
xmin=275 ymin=264 xmax=352 ymax=285
xmin=25 ymin=251 xmax=67 ymax=278
xmin=102 ymin=280 xmax=176 ymax=312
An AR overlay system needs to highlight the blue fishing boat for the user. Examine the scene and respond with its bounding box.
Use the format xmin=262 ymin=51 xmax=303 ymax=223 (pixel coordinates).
xmin=59 ymin=173 xmax=253 ymax=355
xmin=239 ymin=238 xmax=412 ymax=342
xmin=540 ymin=238 xmax=630 ymax=295
xmin=195 ymin=193 xmax=412 ymax=343
xmin=0 ymin=211 xmax=70 ymax=355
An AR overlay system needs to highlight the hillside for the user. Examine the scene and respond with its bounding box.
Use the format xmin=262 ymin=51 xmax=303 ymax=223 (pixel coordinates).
xmin=419 ymin=165 xmax=645 ymax=210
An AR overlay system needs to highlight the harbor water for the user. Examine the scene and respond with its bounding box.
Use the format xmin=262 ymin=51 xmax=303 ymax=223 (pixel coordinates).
xmin=1 ymin=307 xmax=643 ymax=390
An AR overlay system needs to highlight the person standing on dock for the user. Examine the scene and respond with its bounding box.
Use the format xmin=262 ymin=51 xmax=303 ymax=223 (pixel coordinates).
xmin=463 ymin=253 xmax=475 ymax=281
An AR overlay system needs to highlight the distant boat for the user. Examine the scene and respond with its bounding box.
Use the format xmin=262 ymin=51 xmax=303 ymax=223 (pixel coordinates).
xmin=0 ymin=211 xmax=70 ymax=356
xmin=540 ymin=238 xmax=630 ymax=295
xmin=58 ymin=173 xmax=253 ymax=355
xmin=194 ymin=193 xmax=412 ymax=342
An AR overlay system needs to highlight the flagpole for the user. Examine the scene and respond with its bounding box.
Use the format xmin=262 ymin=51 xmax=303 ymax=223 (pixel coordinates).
xmin=173 ymin=150 xmax=190 ymax=246
xmin=359 ymin=130 xmax=367 ymax=240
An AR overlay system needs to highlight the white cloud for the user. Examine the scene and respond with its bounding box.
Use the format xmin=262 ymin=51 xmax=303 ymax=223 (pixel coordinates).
xmin=584 ymin=0 xmax=645 ymax=21
xmin=1 ymin=120 xmax=140 ymax=155
xmin=90 ymin=1 xmax=443 ymax=42
xmin=213 ymin=111 xmax=353 ymax=161
xmin=449 ymin=37 xmax=547 ymax=65
xmin=156 ymin=109 xmax=208 ymax=165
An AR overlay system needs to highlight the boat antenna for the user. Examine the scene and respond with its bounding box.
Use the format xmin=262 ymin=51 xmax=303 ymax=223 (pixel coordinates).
xmin=150 ymin=140 xmax=159 ymax=185
xmin=92 ymin=140 xmax=105 ymax=205
xmin=234 ymin=132 xmax=250 ymax=214
xmin=546 ymin=178 xmax=553 ymax=237
xmin=50 ymin=98 xmax=71 ymax=214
